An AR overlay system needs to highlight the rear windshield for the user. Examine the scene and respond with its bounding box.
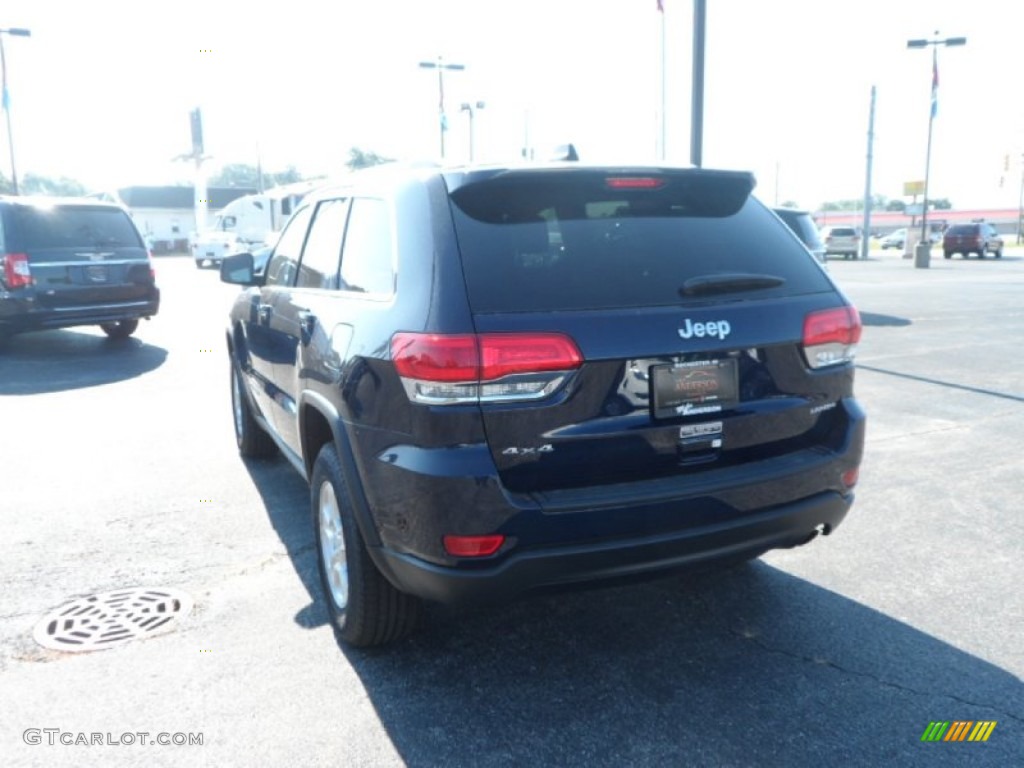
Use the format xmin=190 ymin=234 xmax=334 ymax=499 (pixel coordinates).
xmin=3 ymin=205 xmax=143 ymax=250
xmin=449 ymin=171 xmax=831 ymax=313
xmin=946 ymin=224 xmax=978 ymax=235
xmin=828 ymin=228 xmax=857 ymax=237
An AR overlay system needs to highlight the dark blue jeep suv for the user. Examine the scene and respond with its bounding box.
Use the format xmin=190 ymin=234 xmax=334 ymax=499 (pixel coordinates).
xmin=221 ymin=163 xmax=865 ymax=647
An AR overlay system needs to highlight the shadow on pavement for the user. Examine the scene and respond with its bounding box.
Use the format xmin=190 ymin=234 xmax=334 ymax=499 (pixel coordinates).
xmin=345 ymin=565 xmax=1021 ymax=766
xmin=0 ymin=329 xmax=168 ymax=395
xmin=243 ymin=453 xmax=1023 ymax=766
xmin=242 ymin=454 xmax=328 ymax=630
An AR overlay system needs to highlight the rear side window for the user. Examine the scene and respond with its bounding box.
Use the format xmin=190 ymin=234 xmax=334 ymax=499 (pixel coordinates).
xmin=339 ymin=198 xmax=394 ymax=295
xmin=5 ymin=205 xmax=142 ymax=250
xmin=449 ymin=171 xmax=832 ymax=313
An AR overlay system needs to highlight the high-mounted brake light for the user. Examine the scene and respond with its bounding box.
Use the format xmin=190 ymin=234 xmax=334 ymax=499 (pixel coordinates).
xmin=605 ymin=177 xmax=666 ymax=190
xmin=391 ymin=332 xmax=583 ymax=404
xmin=2 ymin=253 xmax=32 ymax=289
xmin=802 ymin=307 xmax=861 ymax=369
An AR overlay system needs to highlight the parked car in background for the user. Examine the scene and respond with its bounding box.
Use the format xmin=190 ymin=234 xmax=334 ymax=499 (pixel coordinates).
xmin=773 ymin=207 xmax=827 ymax=265
xmin=820 ymin=226 xmax=861 ymax=260
xmin=880 ymin=229 xmax=906 ymax=250
xmin=0 ymin=196 xmax=159 ymax=343
xmin=220 ymin=162 xmax=865 ymax=647
xmin=942 ymin=223 xmax=1003 ymax=259
xmin=191 ymin=230 xmax=246 ymax=269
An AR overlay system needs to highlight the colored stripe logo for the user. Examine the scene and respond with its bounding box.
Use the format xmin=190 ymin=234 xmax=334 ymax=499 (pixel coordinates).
xmin=921 ymin=721 xmax=997 ymax=742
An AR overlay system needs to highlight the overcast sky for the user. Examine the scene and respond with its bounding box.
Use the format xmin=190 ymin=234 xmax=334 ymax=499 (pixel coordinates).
xmin=3 ymin=0 xmax=1022 ymax=209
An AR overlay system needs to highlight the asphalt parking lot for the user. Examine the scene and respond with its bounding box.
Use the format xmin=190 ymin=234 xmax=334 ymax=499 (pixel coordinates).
xmin=1 ymin=249 xmax=1022 ymax=767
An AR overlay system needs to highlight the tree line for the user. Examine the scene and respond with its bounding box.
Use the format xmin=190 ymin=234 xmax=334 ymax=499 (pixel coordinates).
xmin=817 ymin=195 xmax=952 ymax=212
xmin=0 ymin=147 xmax=393 ymax=197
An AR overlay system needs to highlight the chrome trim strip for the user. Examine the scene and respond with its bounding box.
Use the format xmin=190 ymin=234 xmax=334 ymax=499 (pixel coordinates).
xmin=49 ymin=301 xmax=154 ymax=312
xmin=29 ymin=260 xmax=146 ymax=267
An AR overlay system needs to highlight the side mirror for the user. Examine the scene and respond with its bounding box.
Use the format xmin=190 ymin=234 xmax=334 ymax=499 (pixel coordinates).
xmin=220 ymin=252 xmax=260 ymax=286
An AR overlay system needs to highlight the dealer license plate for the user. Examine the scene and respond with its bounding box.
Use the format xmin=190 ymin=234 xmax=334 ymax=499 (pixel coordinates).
xmin=651 ymin=359 xmax=738 ymax=419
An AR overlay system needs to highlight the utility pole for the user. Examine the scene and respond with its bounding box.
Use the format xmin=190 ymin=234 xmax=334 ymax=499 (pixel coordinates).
xmin=861 ymin=85 xmax=876 ymax=260
xmin=460 ymin=101 xmax=485 ymax=162
xmin=690 ymin=0 xmax=707 ymax=167
xmin=1017 ymin=152 xmax=1024 ymax=244
xmin=174 ymin=107 xmax=211 ymax=235
xmin=418 ymin=57 xmax=466 ymax=160
xmin=657 ymin=0 xmax=666 ymax=161
xmin=0 ymin=27 xmax=31 ymax=195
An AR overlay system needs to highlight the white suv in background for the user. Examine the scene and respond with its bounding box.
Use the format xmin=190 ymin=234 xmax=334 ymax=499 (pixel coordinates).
xmin=820 ymin=226 xmax=861 ymax=260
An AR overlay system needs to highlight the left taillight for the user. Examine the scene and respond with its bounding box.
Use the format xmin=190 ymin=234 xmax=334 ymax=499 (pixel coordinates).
xmin=2 ymin=253 xmax=33 ymax=289
xmin=802 ymin=306 xmax=861 ymax=369
xmin=391 ymin=332 xmax=583 ymax=405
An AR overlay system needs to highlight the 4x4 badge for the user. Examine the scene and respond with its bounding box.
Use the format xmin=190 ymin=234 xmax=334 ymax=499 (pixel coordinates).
xmin=502 ymin=445 xmax=554 ymax=456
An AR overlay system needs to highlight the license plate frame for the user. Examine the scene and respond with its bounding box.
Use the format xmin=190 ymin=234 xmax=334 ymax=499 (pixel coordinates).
xmin=651 ymin=359 xmax=739 ymax=419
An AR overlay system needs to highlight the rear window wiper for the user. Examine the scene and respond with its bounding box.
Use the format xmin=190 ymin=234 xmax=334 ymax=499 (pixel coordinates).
xmin=680 ymin=273 xmax=786 ymax=297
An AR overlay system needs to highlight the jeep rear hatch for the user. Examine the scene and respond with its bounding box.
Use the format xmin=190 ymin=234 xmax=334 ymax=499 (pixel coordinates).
xmin=434 ymin=168 xmax=854 ymax=495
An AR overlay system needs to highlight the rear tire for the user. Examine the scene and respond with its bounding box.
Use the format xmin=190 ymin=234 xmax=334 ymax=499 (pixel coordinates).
xmin=943 ymin=251 xmax=952 ymax=259
xmin=995 ymin=248 xmax=1003 ymax=259
xmin=230 ymin=358 xmax=276 ymax=458
xmin=311 ymin=443 xmax=421 ymax=648
xmin=100 ymin=319 xmax=138 ymax=339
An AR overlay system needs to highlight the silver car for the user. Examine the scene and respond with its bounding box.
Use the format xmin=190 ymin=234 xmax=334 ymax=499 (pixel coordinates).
xmin=821 ymin=226 xmax=861 ymax=260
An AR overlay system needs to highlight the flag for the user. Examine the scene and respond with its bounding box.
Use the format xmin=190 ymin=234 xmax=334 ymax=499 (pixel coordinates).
xmin=657 ymin=0 xmax=664 ymax=12
xmin=1 ymin=85 xmax=8 ymax=111
xmin=930 ymin=57 xmax=938 ymax=118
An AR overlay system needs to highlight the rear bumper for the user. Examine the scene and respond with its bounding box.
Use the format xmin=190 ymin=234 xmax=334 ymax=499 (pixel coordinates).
xmin=358 ymin=397 xmax=865 ymax=605
xmin=375 ymin=490 xmax=851 ymax=604
xmin=0 ymin=292 xmax=160 ymax=334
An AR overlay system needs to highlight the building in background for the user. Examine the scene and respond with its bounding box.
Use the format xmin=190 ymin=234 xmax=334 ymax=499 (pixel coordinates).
xmin=88 ymin=186 xmax=256 ymax=253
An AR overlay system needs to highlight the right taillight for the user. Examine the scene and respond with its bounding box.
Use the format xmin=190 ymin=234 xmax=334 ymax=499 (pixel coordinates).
xmin=2 ymin=253 xmax=32 ymax=289
xmin=802 ymin=307 xmax=861 ymax=369
xmin=391 ymin=332 xmax=582 ymax=404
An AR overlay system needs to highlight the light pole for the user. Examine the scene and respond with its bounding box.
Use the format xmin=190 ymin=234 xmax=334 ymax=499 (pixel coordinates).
xmin=418 ymin=57 xmax=465 ymax=159
xmin=459 ymin=101 xmax=485 ymax=162
xmin=690 ymin=0 xmax=707 ymax=167
xmin=1018 ymin=152 xmax=1024 ymax=245
xmin=907 ymin=32 xmax=965 ymax=268
xmin=1 ymin=27 xmax=31 ymax=195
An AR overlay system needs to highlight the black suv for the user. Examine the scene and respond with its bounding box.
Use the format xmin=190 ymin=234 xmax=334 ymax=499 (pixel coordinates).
xmin=221 ymin=164 xmax=865 ymax=647
xmin=0 ymin=196 xmax=159 ymax=342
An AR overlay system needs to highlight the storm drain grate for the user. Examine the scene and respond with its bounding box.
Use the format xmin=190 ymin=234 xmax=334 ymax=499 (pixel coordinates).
xmin=33 ymin=587 xmax=194 ymax=652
